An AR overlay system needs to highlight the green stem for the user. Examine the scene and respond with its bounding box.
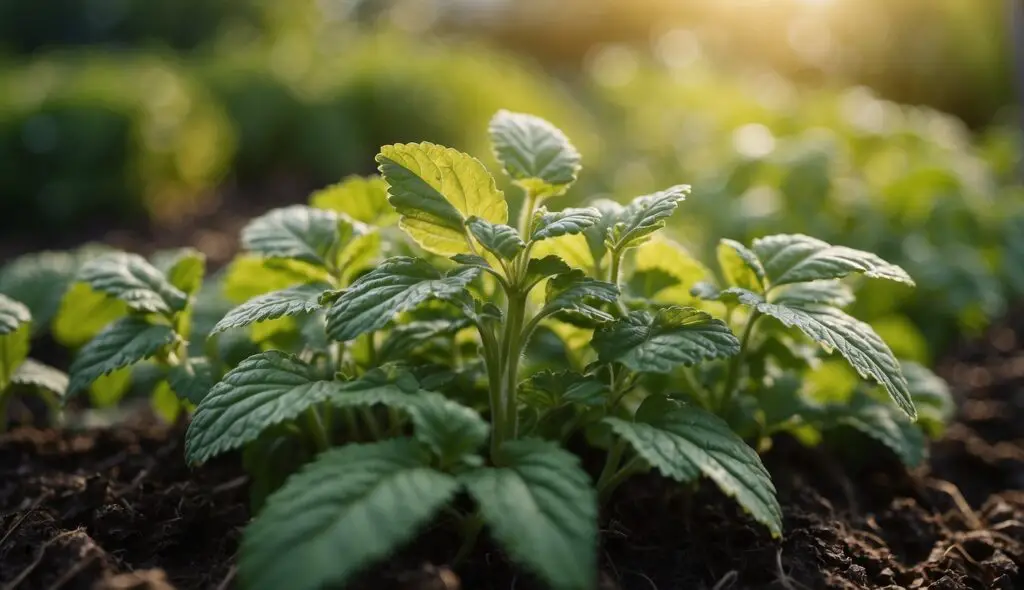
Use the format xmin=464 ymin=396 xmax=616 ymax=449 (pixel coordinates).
xmin=720 ymin=310 xmax=761 ymax=413
xmin=597 ymin=456 xmax=644 ymax=505
xmin=478 ymin=323 xmax=505 ymax=458
xmin=453 ymin=514 xmax=484 ymax=565
xmin=518 ymin=190 xmax=539 ymax=238
xmin=501 ymin=292 xmax=527 ymax=443
xmin=306 ymin=407 xmax=330 ymax=451
xmin=596 ymin=438 xmax=627 ymax=491
xmin=360 ymin=408 xmax=383 ymax=440
xmin=608 ymin=250 xmax=629 ymax=316
xmin=362 ymin=333 xmax=376 ymax=370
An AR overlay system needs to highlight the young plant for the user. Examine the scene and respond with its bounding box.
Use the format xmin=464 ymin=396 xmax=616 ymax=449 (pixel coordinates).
xmin=0 ymin=294 xmax=68 ymax=430
xmin=179 ymin=110 xmax=947 ymax=590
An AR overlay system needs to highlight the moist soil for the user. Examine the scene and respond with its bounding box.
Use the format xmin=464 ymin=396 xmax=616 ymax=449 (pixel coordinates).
xmin=2 ymin=311 xmax=1023 ymax=590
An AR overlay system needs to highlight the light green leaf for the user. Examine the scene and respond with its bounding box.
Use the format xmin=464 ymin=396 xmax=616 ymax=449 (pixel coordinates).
xmin=325 ymin=257 xmax=478 ymax=342
xmin=830 ymin=390 xmax=926 ymax=467
xmin=222 ymin=255 xmax=332 ymax=304
xmin=53 ymin=283 xmax=129 ymax=347
xmin=377 ymin=142 xmax=508 ymax=256
xmin=168 ymin=358 xmax=216 ymax=404
xmin=67 ymin=318 xmax=175 ymax=397
xmin=751 ymin=234 xmax=914 ymax=287
xmin=0 ymin=248 xmax=100 ymax=334
xmin=530 ymin=207 xmax=601 ymax=242
xmin=79 ymin=252 xmax=188 ymax=315
xmin=488 ymin=110 xmax=581 ymax=199
xmin=240 ymin=438 xmax=459 ymax=590
xmin=466 ymin=217 xmax=525 ymax=260
xmin=405 ymin=391 xmax=489 ymax=466
xmin=185 ymin=352 xmax=416 ymax=463
xmin=152 ymin=381 xmax=183 ymax=424
xmin=335 ymin=227 xmax=381 ymax=286
xmin=519 ymin=370 xmax=608 ymax=408
xmin=718 ymin=239 xmax=766 ymax=293
xmin=733 ymin=291 xmax=915 ymax=419
xmin=0 ymin=294 xmax=31 ymax=391
xmin=162 ymin=248 xmax=207 ymax=297
xmin=608 ymin=185 xmax=690 ymax=252
xmin=540 ymin=271 xmax=618 ymax=323
xmin=606 ymin=397 xmax=781 ymax=536
xmin=212 ymin=283 xmax=329 ymax=335
xmin=242 ymin=205 xmax=341 ymax=268
xmin=770 ymin=281 xmax=855 ymax=308
xmin=309 ymin=175 xmax=398 ymax=226
xmin=88 ymin=367 xmax=132 ymax=407
xmin=10 ymin=358 xmax=68 ymax=397
xmin=462 ymin=439 xmax=597 ymax=590
xmin=592 ymin=307 xmax=739 ymax=373
xmin=632 ymin=236 xmax=713 ymax=305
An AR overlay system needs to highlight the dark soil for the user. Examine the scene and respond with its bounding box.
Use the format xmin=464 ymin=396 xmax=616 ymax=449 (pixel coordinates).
xmin=2 ymin=311 xmax=1023 ymax=590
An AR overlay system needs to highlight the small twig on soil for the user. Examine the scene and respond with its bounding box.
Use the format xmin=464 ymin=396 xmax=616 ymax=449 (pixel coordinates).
xmin=2 ymin=530 xmax=79 ymax=590
xmin=774 ymin=548 xmax=810 ymax=590
xmin=711 ymin=570 xmax=738 ymax=590
xmin=215 ymin=565 xmax=237 ymax=590
xmin=927 ymin=479 xmax=983 ymax=530
xmin=46 ymin=553 xmax=98 ymax=590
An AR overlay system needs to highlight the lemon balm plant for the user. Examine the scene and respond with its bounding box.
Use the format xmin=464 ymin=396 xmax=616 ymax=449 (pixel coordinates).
xmin=57 ymin=110 xmax=950 ymax=590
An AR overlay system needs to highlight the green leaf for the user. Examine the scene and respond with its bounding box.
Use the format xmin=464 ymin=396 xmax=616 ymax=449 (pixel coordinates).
xmin=309 ymin=175 xmax=398 ymax=226
xmin=607 ymin=185 xmax=690 ymax=252
xmin=66 ymin=319 xmax=175 ymax=397
xmin=79 ymin=252 xmax=188 ymax=315
xmin=168 ymin=358 xmax=216 ymax=404
xmin=405 ymin=392 xmax=489 ymax=466
xmin=466 ymin=217 xmax=525 ymax=260
xmin=733 ymin=291 xmax=915 ymax=419
xmin=462 ymin=439 xmax=597 ymax=590
xmin=829 ymin=390 xmax=926 ymax=467
xmin=592 ymin=307 xmax=740 ymax=373
xmin=162 ymin=248 xmax=207 ymax=297
xmin=240 ymin=438 xmax=459 ymax=590
xmin=212 ymin=283 xmax=329 ymax=335
xmin=606 ymin=397 xmax=782 ymax=536
xmin=524 ymin=255 xmax=572 ymax=287
xmin=751 ymin=234 xmax=914 ymax=287
xmin=582 ymin=199 xmax=625 ymax=266
xmin=223 ymin=255 xmax=333 ymax=304
xmin=541 ymin=271 xmax=619 ymax=323
xmin=10 ymin=358 xmax=68 ymax=397
xmin=488 ymin=110 xmax=581 ymax=199
xmin=185 ymin=352 xmax=416 ymax=463
xmin=53 ymin=283 xmax=128 ymax=347
xmin=242 ymin=206 xmax=341 ymax=268
xmin=325 ymin=257 xmax=478 ymax=342
xmin=377 ymin=142 xmax=508 ymax=256
xmin=632 ymin=236 xmax=713 ymax=305
xmin=625 ymin=269 xmax=680 ymax=300
xmin=718 ymin=239 xmax=766 ymax=293
xmin=530 ymin=207 xmax=601 ymax=242
xmin=899 ymin=362 xmax=954 ymax=438
xmin=379 ymin=319 xmax=471 ymax=362
xmin=519 ymin=370 xmax=608 ymax=408
xmin=88 ymin=367 xmax=132 ymax=407
xmin=0 ymin=294 xmax=31 ymax=391
xmin=152 ymin=381 xmax=183 ymax=424
xmin=0 ymin=249 xmax=97 ymax=334
xmin=335 ymin=226 xmax=381 ymax=286
xmin=770 ymin=281 xmax=855 ymax=308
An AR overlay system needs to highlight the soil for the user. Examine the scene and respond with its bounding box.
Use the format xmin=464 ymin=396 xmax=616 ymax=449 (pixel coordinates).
xmin=2 ymin=309 xmax=1023 ymax=590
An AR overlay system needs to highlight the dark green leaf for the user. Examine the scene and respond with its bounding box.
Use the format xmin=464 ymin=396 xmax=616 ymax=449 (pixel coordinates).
xmin=168 ymin=358 xmax=216 ymax=404
xmin=519 ymin=370 xmax=608 ymax=408
xmin=242 ymin=205 xmax=341 ymax=267
xmin=212 ymin=283 xmax=329 ymax=335
xmin=541 ymin=271 xmax=619 ymax=323
xmin=530 ymin=207 xmax=601 ymax=242
xmin=752 ymin=234 xmax=914 ymax=287
xmin=466 ymin=217 xmax=525 ymax=260
xmin=829 ymin=390 xmax=926 ymax=467
xmin=488 ymin=110 xmax=581 ymax=199
xmin=608 ymin=186 xmax=690 ymax=252
xmin=67 ymin=318 xmax=175 ymax=397
xmin=79 ymin=252 xmax=188 ymax=315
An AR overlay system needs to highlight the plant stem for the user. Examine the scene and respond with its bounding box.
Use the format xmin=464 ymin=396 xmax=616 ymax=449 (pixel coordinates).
xmin=453 ymin=514 xmax=484 ymax=565
xmin=720 ymin=310 xmax=761 ymax=413
xmin=608 ymin=250 xmax=629 ymax=316
xmin=679 ymin=367 xmax=712 ymax=409
xmin=518 ymin=190 xmax=539 ymax=238
xmin=596 ymin=438 xmax=627 ymax=491
xmin=501 ymin=291 xmax=527 ymax=443
xmin=360 ymin=408 xmax=383 ymax=440
xmin=597 ymin=456 xmax=644 ymax=505
xmin=362 ymin=333 xmax=376 ymax=370
xmin=306 ymin=407 xmax=330 ymax=451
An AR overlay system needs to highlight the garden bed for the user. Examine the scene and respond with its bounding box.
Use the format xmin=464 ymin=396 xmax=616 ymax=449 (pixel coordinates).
xmin=1 ymin=309 xmax=1021 ymax=590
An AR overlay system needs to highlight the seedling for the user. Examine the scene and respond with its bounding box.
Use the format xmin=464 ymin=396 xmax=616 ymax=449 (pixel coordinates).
xmin=0 ymin=294 xmax=68 ymax=430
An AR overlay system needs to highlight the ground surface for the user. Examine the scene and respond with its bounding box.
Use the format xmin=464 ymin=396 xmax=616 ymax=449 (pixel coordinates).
xmin=1 ymin=311 xmax=1022 ymax=590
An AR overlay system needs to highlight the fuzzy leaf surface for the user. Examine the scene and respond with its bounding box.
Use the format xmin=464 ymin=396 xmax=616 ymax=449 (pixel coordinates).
xmin=606 ymin=397 xmax=781 ymax=536
xmin=718 ymin=239 xmax=766 ymax=293
xmin=11 ymin=358 xmax=67 ymax=397
xmin=488 ymin=110 xmax=581 ymax=199
xmin=241 ymin=206 xmax=341 ymax=268
xmin=169 ymin=358 xmax=217 ymax=404
xmin=607 ymin=186 xmax=690 ymax=252
xmin=79 ymin=252 xmax=187 ymax=315
xmin=466 ymin=217 xmax=524 ymax=260
xmin=592 ymin=307 xmax=740 ymax=373
xmin=325 ymin=258 xmax=478 ymax=342
xmin=751 ymin=234 xmax=914 ymax=287
xmin=530 ymin=207 xmax=601 ymax=242
xmin=212 ymin=283 xmax=329 ymax=334
xmin=541 ymin=271 xmax=618 ymax=323
xmin=240 ymin=439 xmax=459 ymax=590
xmin=309 ymin=175 xmax=398 ymax=226
xmin=67 ymin=318 xmax=174 ymax=396
xmin=462 ymin=439 xmax=597 ymax=590
xmin=377 ymin=142 xmax=507 ymax=256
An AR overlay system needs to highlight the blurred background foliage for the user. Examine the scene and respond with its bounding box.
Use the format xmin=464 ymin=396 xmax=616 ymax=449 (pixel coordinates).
xmin=0 ymin=0 xmax=1021 ymax=359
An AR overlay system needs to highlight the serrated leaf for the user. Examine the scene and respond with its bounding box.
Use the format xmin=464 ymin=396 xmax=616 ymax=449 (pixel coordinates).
xmin=240 ymin=438 xmax=459 ymax=590
xmin=524 ymin=255 xmax=572 ymax=287
xmin=67 ymin=319 xmax=175 ymax=397
xmin=770 ymin=281 xmax=855 ymax=308
xmin=530 ymin=207 xmax=601 ymax=242
xmin=309 ymin=175 xmax=398 ymax=226
xmin=162 ymin=249 xmax=207 ymax=297
xmin=0 ymin=249 xmax=98 ymax=334
xmin=185 ymin=352 xmax=420 ymax=463
xmin=632 ymin=236 xmax=712 ymax=304
xmin=336 ymin=227 xmax=381 ymax=285
xmin=223 ymin=255 xmax=333 ymax=304
xmin=582 ymin=199 xmax=625 ymax=267
xmin=10 ymin=358 xmax=68 ymax=397
xmin=592 ymin=307 xmax=739 ymax=373
xmin=462 ymin=439 xmax=597 ymax=590
xmin=52 ymin=283 xmax=128 ymax=347
xmin=718 ymin=239 xmax=766 ymax=293
xmin=379 ymin=319 xmax=471 ymax=362
xmin=242 ymin=205 xmax=341 ymax=268
xmin=830 ymin=390 xmax=926 ymax=467
xmin=405 ymin=391 xmax=489 ymax=466
xmin=377 ymin=142 xmax=508 ymax=256
xmin=325 ymin=257 xmax=478 ymax=342
xmin=79 ymin=252 xmax=188 ymax=315
xmin=168 ymin=358 xmax=216 ymax=404
xmin=606 ymin=397 xmax=781 ymax=536
xmin=607 ymin=185 xmax=690 ymax=252
xmin=0 ymin=294 xmax=31 ymax=391
xmin=751 ymin=234 xmax=914 ymax=287
xmin=212 ymin=283 xmax=329 ymax=335
xmin=519 ymin=370 xmax=608 ymax=408
xmin=466 ymin=217 xmax=525 ymax=260
xmin=731 ymin=291 xmax=915 ymax=419
xmin=541 ymin=271 xmax=619 ymax=323
xmin=488 ymin=110 xmax=581 ymax=199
